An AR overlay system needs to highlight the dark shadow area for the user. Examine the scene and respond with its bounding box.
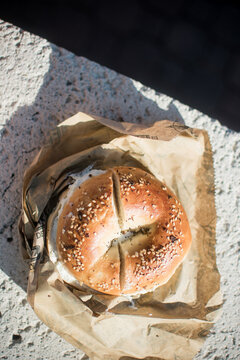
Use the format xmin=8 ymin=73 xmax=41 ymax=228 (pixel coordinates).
xmin=0 ymin=42 xmax=184 ymax=291
xmin=2 ymin=0 xmax=240 ymax=131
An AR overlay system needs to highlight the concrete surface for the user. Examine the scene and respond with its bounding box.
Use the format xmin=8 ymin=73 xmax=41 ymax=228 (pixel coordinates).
xmin=0 ymin=20 xmax=239 ymax=360
xmin=2 ymin=1 xmax=240 ymax=132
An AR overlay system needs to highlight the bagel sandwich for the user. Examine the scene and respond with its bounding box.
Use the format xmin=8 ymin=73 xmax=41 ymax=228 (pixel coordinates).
xmin=47 ymin=166 xmax=192 ymax=295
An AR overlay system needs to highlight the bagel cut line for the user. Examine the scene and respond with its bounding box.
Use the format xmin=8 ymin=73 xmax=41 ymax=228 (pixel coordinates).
xmin=48 ymin=167 xmax=192 ymax=295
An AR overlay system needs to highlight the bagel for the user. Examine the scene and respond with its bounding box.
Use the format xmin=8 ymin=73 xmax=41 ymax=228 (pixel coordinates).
xmin=47 ymin=166 xmax=192 ymax=295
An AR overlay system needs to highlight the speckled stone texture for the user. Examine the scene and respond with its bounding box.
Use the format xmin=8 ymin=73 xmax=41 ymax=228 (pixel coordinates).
xmin=0 ymin=20 xmax=239 ymax=360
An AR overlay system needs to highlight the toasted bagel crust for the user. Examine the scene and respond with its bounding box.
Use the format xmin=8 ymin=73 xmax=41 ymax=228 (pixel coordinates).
xmin=48 ymin=167 xmax=192 ymax=295
xmin=114 ymin=167 xmax=192 ymax=294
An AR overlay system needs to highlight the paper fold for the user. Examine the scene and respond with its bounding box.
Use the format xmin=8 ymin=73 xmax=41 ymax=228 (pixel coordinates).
xmin=19 ymin=112 xmax=222 ymax=360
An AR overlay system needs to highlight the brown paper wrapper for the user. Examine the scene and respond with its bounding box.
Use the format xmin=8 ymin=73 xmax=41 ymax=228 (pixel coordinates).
xmin=19 ymin=112 xmax=222 ymax=360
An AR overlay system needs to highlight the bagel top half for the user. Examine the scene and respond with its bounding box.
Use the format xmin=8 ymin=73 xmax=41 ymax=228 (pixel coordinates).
xmin=47 ymin=166 xmax=192 ymax=295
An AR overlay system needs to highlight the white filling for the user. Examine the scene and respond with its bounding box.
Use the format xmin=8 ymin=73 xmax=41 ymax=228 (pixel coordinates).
xmin=56 ymin=261 xmax=83 ymax=289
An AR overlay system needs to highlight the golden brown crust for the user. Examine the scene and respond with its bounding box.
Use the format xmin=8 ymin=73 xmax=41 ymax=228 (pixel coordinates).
xmin=86 ymin=245 xmax=121 ymax=295
xmin=113 ymin=167 xmax=192 ymax=294
xmin=56 ymin=170 xmax=121 ymax=294
xmin=50 ymin=166 xmax=192 ymax=295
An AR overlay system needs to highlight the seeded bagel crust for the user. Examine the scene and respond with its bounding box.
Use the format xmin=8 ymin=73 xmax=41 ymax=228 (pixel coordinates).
xmin=47 ymin=166 xmax=192 ymax=295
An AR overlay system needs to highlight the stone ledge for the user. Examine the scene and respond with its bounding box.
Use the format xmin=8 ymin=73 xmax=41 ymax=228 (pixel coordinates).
xmin=0 ymin=20 xmax=239 ymax=360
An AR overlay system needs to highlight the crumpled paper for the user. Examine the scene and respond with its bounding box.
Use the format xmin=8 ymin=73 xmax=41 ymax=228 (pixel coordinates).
xmin=19 ymin=112 xmax=222 ymax=360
